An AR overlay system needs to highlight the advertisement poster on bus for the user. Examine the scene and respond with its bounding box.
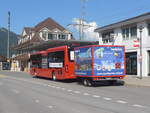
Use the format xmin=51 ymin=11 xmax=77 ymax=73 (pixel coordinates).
xmin=94 ymin=46 xmax=125 ymax=76
xmin=75 ymin=47 xmax=92 ymax=76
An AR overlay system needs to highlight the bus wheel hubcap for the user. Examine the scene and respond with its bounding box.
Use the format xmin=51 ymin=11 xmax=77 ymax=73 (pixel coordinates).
xmin=53 ymin=75 xmax=56 ymax=80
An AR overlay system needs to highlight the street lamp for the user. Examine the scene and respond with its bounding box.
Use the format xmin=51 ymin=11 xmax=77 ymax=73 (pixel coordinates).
xmin=139 ymin=26 xmax=144 ymax=79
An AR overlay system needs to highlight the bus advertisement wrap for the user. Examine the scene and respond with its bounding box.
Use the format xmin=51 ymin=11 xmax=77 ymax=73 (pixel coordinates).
xmin=75 ymin=47 xmax=92 ymax=76
xmin=94 ymin=47 xmax=125 ymax=76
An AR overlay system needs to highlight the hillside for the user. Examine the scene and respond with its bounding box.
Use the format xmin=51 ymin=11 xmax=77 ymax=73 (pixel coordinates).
xmin=0 ymin=28 xmax=18 ymax=57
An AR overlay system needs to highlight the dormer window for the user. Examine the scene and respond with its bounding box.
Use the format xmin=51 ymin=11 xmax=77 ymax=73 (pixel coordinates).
xmin=48 ymin=33 xmax=57 ymax=40
xmin=58 ymin=34 xmax=68 ymax=39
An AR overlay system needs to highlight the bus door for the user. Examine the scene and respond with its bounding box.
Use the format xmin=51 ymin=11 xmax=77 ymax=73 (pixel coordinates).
xmin=48 ymin=51 xmax=65 ymax=79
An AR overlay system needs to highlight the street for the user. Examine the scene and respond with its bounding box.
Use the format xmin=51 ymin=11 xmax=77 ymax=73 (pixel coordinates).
xmin=0 ymin=71 xmax=150 ymax=113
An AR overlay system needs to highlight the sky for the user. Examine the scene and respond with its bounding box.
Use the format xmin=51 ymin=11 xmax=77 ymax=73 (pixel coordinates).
xmin=1 ymin=0 xmax=150 ymax=40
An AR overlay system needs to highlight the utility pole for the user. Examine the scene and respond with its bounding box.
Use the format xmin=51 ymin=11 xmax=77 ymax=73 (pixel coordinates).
xmin=139 ymin=26 xmax=144 ymax=79
xmin=7 ymin=11 xmax=10 ymax=59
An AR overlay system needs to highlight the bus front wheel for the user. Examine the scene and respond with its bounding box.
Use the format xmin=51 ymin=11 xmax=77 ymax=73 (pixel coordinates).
xmin=52 ymin=72 xmax=57 ymax=81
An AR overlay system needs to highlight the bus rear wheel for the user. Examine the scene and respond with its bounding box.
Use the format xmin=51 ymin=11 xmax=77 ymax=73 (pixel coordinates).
xmin=83 ymin=78 xmax=92 ymax=86
xmin=52 ymin=72 xmax=57 ymax=81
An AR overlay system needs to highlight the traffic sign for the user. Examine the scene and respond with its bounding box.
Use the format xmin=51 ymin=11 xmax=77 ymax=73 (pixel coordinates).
xmin=133 ymin=40 xmax=139 ymax=47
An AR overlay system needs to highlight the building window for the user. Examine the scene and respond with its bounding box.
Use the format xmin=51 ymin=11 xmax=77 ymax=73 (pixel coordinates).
xmin=42 ymin=31 xmax=47 ymax=40
xmin=148 ymin=23 xmax=150 ymax=36
xmin=122 ymin=28 xmax=129 ymax=40
xmin=102 ymin=31 xmax=114 ymax=43
xmin=48 ymin=33 xmax=57 ymax=40
xmin=58 ymin=34 xmax=67 ymax=39
xmin=122 ymin=26 xmax=137 ymax=40
xmin=48 ymin=33 xmax=53 ymax=40
xmin=130 ymin=26 xmax=137 ymax=38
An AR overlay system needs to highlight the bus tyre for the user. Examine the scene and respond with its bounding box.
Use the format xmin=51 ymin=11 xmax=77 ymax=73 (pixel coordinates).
xmin=83 ymin=79 xmax=92 ymax=87
xmin=52 ymin=72 xmax=56 ymax=81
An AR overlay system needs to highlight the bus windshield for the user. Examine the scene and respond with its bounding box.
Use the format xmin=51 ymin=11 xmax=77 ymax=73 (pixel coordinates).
xmin=48 ymin=51 xmax=64 ymax=68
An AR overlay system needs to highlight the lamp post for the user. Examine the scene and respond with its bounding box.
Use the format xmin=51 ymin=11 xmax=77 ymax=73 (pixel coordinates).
xmin=139 ymin=26 xmax=144 ymax=79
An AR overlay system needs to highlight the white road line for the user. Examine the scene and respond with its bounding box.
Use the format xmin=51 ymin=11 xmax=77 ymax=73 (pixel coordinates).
xmin=55 ymin=86 xmax=60 ymax=89
xmin=67 ymin=89 xmax=72 ymax=92
xmin=92 ymin=95 xmax=100 ymax=98
xmin=35 ymin=100 xmax=40 ymax=103
xmin=133 ymin=104 xmax=146 ymax=108
xmin=47 ymin=105 xmax=53 ymax=109
xmin=83 ymin=93 xmax=90 ymax=96
xmin=51 ymin=86 xmax=56 ymax=88
xmin=116 ymin=100 xmax=127 ymax=104
xmin=61 ymin=88 xmax=66 ymax=90
xmin=12 ymin=89 xmax=20 ymax=94
xmin=103 ymin=97 xmax=112 ymax=101
xmin=74 ymin=91 xmax=80 ymax=94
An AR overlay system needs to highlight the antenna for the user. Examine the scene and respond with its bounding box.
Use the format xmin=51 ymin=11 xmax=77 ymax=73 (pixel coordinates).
xmin=68 ymin=0 xmax=92 ymax=40
xmin=7 ymin=11 xmax=10 ymax=59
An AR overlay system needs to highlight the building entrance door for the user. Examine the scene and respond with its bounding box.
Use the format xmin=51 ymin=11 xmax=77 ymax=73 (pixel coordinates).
xmin=148 ymin=51 xmax=150 ymax=76
xmin=126 ymin=52 xmax=137 ymax=75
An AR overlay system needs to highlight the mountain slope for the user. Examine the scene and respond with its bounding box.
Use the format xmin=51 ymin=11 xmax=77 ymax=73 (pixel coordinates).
xmin=0 ymin=28 xmax=18 ymax=57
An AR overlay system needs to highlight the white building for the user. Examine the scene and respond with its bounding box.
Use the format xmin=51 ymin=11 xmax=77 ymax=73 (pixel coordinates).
xmin=95 ymin=12 xmax=150 ymax=77
xmin=12 ymin=18 xmax=74 ymax=72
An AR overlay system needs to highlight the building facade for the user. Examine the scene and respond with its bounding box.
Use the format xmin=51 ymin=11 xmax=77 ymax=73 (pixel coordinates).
xmin=95 ymin=12 xmax=150 ymax=77
xmin=12 ymin=18 xmax=74 ymax=72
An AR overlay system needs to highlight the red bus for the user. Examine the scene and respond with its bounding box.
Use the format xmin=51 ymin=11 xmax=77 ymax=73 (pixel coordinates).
xmin=30 ymin=46 xmax=75 ymax=80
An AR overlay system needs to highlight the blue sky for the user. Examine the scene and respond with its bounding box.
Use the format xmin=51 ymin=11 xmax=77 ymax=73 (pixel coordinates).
xmin=1 ymin=0 xmax=150 ymax=35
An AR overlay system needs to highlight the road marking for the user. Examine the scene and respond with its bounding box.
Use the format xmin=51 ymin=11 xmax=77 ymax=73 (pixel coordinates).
xmin=133 ymin=104 xmax=146 ymax=108
xmin=47 ymin=105 xmax=53 ymax=109
xmin=92 ymin=95 xmax=100 ymax=98
xmin=61 ymin=88 xmax=66 ymax=90
xmin=35 ymin=100 xmax=40 ymax=103
xmin=74 ymin=91 xmax=80 ymax=94
xmin=4 ymin=75 xmax=147 ymax=109
xmin=103 ymin=97 xmax=112 ymax=101
xmin=116 ymin=100 xmax=127 ymax=104
xmin=48 ymin=85 xmax=51 ymax=87
xmin=67 ymin=89 xmax=72 ymax=92
xmin=55 ymin=86 xmax=60 ymax=89
xmin=83 ymin=93 xmax=90 ymax=96
xmin=51 ymin=86 xmax=56 ymax=88
xmin=12 ymin=89 xmax=20 ymax=94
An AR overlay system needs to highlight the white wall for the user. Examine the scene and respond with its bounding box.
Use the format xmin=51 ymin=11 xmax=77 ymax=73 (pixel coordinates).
xmin=98 ymin=21 xmax=150 ymax=77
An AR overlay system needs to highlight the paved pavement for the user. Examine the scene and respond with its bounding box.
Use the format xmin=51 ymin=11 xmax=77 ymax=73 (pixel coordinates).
xmin=124 ymin=75 xmax=150 ymax=87
xmin=0 ymin=71 xmax=150 ymax=113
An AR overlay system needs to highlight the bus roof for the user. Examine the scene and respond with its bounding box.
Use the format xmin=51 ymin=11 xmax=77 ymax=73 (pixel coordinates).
xmin=46 ymin=45 xmax=68 ymax=52
xmin=31 ymin=50 xmax=47 ymax=56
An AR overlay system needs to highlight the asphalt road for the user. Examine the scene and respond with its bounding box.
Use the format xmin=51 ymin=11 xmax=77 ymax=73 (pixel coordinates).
xmin=0 ymin=71 xmax=150 ymax=113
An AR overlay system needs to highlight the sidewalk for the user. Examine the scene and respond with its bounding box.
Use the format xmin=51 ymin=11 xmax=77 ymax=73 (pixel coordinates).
xmin=124 ymin=75 xmax=150 ymax=87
